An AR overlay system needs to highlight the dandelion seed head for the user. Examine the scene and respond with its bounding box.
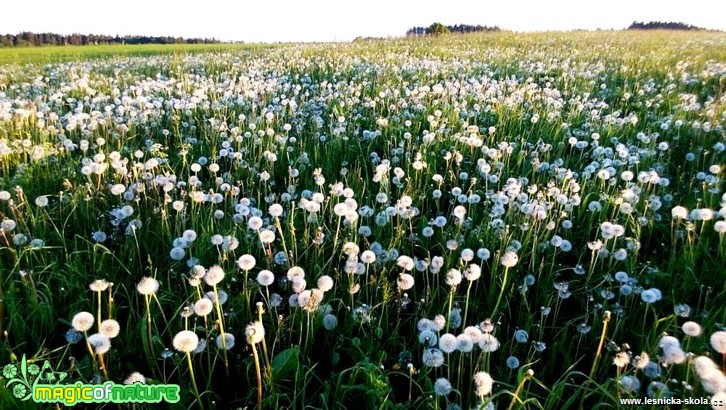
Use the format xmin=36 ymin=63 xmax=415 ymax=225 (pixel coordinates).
xmin=99 ymin=319 xmax=120 ymax=339
xmin=237 ymin=254 xmax=256 ymax=271
xmin=514 ymin=329 xmax=529 ymax=343
xmin=663 ymin=346 xmax=686 ymax=364
xmin=456 ymin=333 xmax=474 ymax=352
xmin=136 ymin=276 xmax=159 ymax=295
xmin=87 ymin=333 xmax=112 ymax=354
xmin=478 ymin=333 xmax=500 ymax=352
xmin=473 ymin=371 xmax=494 ymax=396
xmin=439 ymin=333 xmax=458 ymax=353
xmin=257 ymin=270 xmax=275 ymax=287
xmin=434 ymin=378 xmax=452 ymax=396
xmin=619 ymin=375 xmax=640 ymax=393
xmin=65 ymin=329 xmax=83 ymax=344
xmin=500 ymin=251 xmax=518 ymax=268
xmin=633 ymin=352 xmax=650 ymax=370
xmin=123 ymin=372 xmax=146 ymax=384
xmin=397 ymin=273 xmax=415 ymax=291
xmin=71 ymin=311 xmax=94 ymax=332
xmin=613 ymin=351 xmax=630 ymax=368
xmin=710 ymin=331 xmax=726 ymax=353
xmin=691 ymin=356 xmax=719 ymax=377
xmin=216 ymin=333 xmax=235 ymax=350
xmin=89 ymin=279 xmax=110 ymax=292
xmin=246 ymin=321 xmax=265 ymax=345
xmin=682 ymin=321 xmax=702 ymax=337
xmin=194 ymin=298 xmax=214 ymax=316
xmin=445 ymin=269 xmax=462 ymax=286
xmin=204 ymin=265 xmax=226 ymax=286
xmin=323 ymin=314 xmax=338 ymax=330
xmin=172 ymin=330 xmax=198 ymax=353
xmin=643 ymin=362 xmax=661 ymax=379
xmin=422 ymin=348 xmax=444 ymax=367
xmin=659 ymin=335 xmax=681 ymax=350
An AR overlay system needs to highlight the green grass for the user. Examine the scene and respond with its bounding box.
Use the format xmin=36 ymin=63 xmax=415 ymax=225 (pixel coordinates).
xmin=0 ymin=42 xmax=279 ymax=65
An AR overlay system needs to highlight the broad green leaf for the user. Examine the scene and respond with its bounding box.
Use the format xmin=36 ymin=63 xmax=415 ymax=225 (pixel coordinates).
xmin=271 ymin=346 xmax=299 ymax=380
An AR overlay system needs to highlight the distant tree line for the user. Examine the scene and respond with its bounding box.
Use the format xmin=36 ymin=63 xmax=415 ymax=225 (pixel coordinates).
xmin=627 ymin=21 xmax=705 ymax=31
xmin=406 ymin=23 xmax=501 ymax=36
xmin=0 ymin=32 xmax=221 ymax=47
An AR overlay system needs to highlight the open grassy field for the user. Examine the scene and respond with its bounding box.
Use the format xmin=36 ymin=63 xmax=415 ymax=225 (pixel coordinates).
xmin=0 ymin=31 xmax=725 ymax=409
xmin=0 ymin=42 xmax=277 ymax=65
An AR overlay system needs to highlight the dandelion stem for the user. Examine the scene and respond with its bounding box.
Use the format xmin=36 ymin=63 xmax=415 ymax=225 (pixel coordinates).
xmin=144 ymin=296 xmax=156 ymax=369
xmin=107 ymin=286 xmax=114 ymax=320
xmin=96 ymin=291 xmax=102 ymax=332
xmin=257 ymin=302 xmax=271 ymax=374
xmin=580 ymin=310 xmax=611 ymax=409
xmin=507 ymin=370 xmax=533 ymax=410
xmin=463 ymin=280 xmax=473 ymax=330
xmin=186 ymin=352 xmax=203 ymax=410
xmin=212 ymin=285 xmax=229 ymax=376
xmin=252 ymin=343 xmax=263 ymax=410
xmin=492 ymin=266 xmax=510 ymax=318
xmin=97 ymin=353 xmax=109 ymax=381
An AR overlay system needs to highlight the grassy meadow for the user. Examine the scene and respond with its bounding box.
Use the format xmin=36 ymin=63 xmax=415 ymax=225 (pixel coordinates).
xmin=0 ymin=43 xmax=275 ymax=65
xmin=0 ymin=31 xmax=725 ymax=409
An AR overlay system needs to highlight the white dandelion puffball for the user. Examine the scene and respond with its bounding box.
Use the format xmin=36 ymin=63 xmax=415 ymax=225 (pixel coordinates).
xmin=71 ymin=312 xmax=94 ymax=332
xmin=711 ymin=331 xmax=726 ymax=353
xmin=173 ymin=330 xmax=199 ymax=353
xmin=194 ymin=298 xmax=214 ymax=316
xmin=238 ymin=254 xmax=256 ymax=271
xmin=422 ymin=348 xmax=445 ymax=367
xmin=87 ymin=333 xmax=112 ymax=354
xmin=259 ymin=230 xmax=275 ymax=244
xmin=269 ymin=203 xmax=283 ymax=217
xmin=35 ymin=196 xmax=49 ymax=207
xmin=136 ymin=276 xmax=159 ymax=295
xmin=397 ymin=273 xmax=415 ymax=291
xmin=682 ymin=321 xmax=702 ymax=337
xmin=99 ymin=319 xmax=121 ymax=339
xmin=445 ymin=269 xmax=462 ymax=286
xmin=89 ymin=279 xmax=110 ymax=292
xmin=248 ymin=216 xmax=263 ymax=230
xmin=439 ymin=333 xmax=458 ymax=353
xmin=456 ymin=334 xmax=474 ymax=352
xmin=473 ymin=371 xmax=494 ymax=396
xmin=204 ymin=265 xmax=226 ymax=286
xmin=287 ymin=266 xmax=305 ymax=281
xmin=257 ymin=270 xmax=275 ymax=287
xmin=246 ymin=321 xmax=265 ymax=345
xmin=500 ymin=251 xmax=519 ymax=268
xmin=434 ymin=378 xmax=452 ymax=396
xmin=397 ymin=255 xmax=414 ymax=271
xmin=317 ymin=275 xmax=334 ymax=292
xmin=671 ymin=206 xmax=688 ymax=220
xmin=360 ymin=250 xmax=376 ymax=264
xmin=216 ymin=334 xmax=236 ymax=350
xmin=464 ymin=264 xmax=481 ymax=281
xmin=123 ymin=372 xmax=146 ymax=384
xmin=479 ymin=333 xmax=500 ymax=352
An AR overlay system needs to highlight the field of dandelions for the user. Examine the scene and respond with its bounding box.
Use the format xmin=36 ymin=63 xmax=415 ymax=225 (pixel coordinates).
xmin=0 ymin=31 xmax=725 ymax=409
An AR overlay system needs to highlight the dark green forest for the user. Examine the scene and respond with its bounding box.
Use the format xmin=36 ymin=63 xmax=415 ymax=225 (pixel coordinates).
xmin=0 ymin=32 xmax=220 ymax=47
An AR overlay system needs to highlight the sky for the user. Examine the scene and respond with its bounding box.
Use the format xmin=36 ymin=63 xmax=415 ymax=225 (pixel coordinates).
xmin=2 ymin=0 xmax=724 ymax=43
